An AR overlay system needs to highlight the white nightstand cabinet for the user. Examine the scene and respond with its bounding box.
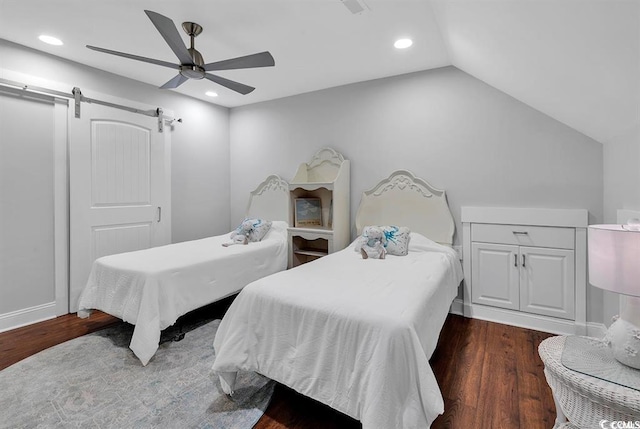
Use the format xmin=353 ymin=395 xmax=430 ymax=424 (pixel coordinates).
xmin=288 ymin=148 xmax=350 ymax=268
xmin=462 ymin=207 xmax=588 ymax=335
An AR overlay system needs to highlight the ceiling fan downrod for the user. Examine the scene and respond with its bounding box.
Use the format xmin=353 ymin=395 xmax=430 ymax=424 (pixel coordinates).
xmin=180 ymin=21 xmax=205 ymax=78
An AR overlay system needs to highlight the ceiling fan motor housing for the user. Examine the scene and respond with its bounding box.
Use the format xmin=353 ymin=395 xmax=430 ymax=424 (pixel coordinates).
xmin=179 ymin=64 xmax=205 ymax=80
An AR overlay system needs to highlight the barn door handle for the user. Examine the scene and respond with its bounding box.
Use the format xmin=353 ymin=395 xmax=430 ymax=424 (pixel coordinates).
xmin=157 ymin=207 xmax=162 ymax=223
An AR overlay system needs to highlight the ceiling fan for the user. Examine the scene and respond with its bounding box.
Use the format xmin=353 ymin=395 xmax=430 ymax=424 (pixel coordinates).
xmin=86 ymin=10 xmax=274 ymax=95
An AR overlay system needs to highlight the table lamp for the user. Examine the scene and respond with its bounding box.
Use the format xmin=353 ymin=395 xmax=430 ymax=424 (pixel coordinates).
xmin=588 ymin=221 xmax=640 ymax=369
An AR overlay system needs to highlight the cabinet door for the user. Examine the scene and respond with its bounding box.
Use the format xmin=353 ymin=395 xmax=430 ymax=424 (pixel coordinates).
xmin=519 ymin=246 xmax=575 ymax=320
xmin=471 ymin=242 xmax=520 ymax=310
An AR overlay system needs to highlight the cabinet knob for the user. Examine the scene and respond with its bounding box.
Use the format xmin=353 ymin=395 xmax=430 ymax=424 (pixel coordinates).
xmin=514 ymin=254 xmax=518 ymax=267
xmin=512 ymin=231 xmax=529 ymax=235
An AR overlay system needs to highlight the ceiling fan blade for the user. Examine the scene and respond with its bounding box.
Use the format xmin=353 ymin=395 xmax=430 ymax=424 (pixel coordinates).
xmin=204 ymin=73 xmax=255 ymax=95
xmin=160 ymin=74 xmax=189 ymax=89
xmin=87 ymin=45 xmax=179 ymax=69
xmin=144 ymin=10 xmax=193 ymax=65
xmin=203 ymin=51 xmax=275 ymax=71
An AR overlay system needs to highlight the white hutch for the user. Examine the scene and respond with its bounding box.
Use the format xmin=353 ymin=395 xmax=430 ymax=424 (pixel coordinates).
xmin=288 ymin=148 xmax=350 ymax=268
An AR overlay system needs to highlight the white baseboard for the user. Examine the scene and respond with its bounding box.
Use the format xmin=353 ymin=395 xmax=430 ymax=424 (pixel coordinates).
xmin=449 ymin=297 xmax=464 ymax=316
xmin=0 ymin=302 xmax=57 ymax=333
xmin=463 ymin=303 xmax=584 ymax=335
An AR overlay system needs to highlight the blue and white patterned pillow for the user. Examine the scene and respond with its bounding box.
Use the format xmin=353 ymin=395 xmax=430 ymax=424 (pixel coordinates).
xmin=233 ymin=218 xmax=273 ymax=242
xmin=246 ymin=218 xmax=272 ymax=242
xmin=380 ymin=226 xmax=411 ymax=256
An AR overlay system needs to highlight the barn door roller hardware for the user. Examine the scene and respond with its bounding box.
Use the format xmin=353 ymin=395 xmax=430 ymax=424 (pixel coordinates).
xmin=71 ymin=87 xmax=181 ymax=132
xmin=0 ymin=79 xmax=181 ymax=133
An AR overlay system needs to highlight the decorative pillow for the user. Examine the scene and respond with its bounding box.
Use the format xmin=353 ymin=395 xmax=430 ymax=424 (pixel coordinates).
xmin=354 ymin=226 xmax=388 ymax=259
xmin=246 ymin=218 xmax=273 ymax=242
xmin=231 ymin=218 xmax=273 ymax=242
xmin=380 ymin=226 xmax=411 ymax=256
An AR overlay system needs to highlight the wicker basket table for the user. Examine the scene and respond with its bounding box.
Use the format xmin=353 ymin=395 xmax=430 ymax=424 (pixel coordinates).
xmin=539 ymin=336 xmax=640 ymax=428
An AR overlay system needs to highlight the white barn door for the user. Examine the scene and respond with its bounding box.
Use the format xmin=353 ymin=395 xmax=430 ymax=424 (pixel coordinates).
xmin=69 ymin=102 xmax=170 ymax=312
xmin=0 ymin=89 xmax=69 ymax=330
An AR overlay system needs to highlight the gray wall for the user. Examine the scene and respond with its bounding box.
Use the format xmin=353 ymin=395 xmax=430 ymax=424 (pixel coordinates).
xmin=230 ymin=66 xmax=603 ymax=236
xmin=229 ymin=66 xmax=604 ymax=323
xmin=1 ymin=38 xmax=612 ymax=326
xmin=0 ymin=39 xmax=231 ymax=243
xmin=603 ymin=125 xmax=640 ymax=223
xmin=602 ymin=124 xmax=640 ymax=324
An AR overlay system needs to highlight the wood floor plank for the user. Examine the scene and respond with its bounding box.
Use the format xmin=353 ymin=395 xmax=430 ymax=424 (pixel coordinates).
xmin=474 ymin=338 xmax=519 ymax=429
xmin=520 ymin=329 xmax=556 ymax=428
xmin=485 ymin=319 xmax=517 ymax=357
xmin=432 ymin=396 xmax=478 ymax=429
xmin=255 ymin=384 xmax=361 ymax=429
xmin=430 ymin=314 xmax=464 ymax=397
xmin=0 ymin=310 xmax=556 ymax=428
xmin=445 ymin=316 xmax=488 ymax=408
xmin=0 ymin=310 xmax=119 ymax=371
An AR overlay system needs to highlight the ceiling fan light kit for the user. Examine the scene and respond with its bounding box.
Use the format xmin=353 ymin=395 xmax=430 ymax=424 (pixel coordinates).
xmin=86 ymin=10 xmax=274 ymax=95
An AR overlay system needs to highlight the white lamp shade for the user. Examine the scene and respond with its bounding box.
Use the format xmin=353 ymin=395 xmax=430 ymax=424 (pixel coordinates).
xmin=588 ymin=224 xmax=640 ymax=297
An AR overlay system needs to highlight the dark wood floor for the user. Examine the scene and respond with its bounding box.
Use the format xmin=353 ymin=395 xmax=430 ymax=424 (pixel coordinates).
xmin=0 ymin=304 xmax=555 ymax=428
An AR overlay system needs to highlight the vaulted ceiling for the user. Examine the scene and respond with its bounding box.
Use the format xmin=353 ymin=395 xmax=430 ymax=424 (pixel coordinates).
xmin=0 ymin=0 xmax=637 ymax=143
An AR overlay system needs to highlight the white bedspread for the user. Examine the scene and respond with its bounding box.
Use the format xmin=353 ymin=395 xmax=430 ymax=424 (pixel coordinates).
xmin=212 ymin=233 xmax=463 ymax=429
xmin=78 ymin=221 xmax=288 ymax=365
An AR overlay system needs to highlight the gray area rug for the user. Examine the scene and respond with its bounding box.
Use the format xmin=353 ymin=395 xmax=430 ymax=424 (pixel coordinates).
xmin=0 ymin=319 xmax=274 ymax=429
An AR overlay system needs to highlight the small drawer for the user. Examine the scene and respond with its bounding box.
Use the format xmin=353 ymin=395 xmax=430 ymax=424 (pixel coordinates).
xmin=471 ymin=223 xmax=575 ymax=249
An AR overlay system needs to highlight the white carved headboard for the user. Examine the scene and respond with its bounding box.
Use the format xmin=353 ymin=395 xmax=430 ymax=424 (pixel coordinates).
xmin=355 ymin=170 xmax=455 ymax=246
xmin=245 ymin=175 xmax=290 ymax=223
xmin=291 ymin=147 xmax=345 ymax=184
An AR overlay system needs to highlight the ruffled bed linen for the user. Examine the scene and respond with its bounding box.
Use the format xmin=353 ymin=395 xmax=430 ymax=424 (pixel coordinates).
xmin=78 ymin=221 xmax=288 ymax=365
xmin=212 ymin=233 xmax=463 ymax=429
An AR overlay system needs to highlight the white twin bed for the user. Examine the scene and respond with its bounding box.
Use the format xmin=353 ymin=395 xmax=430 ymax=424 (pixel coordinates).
xmin=77 ymin=175 xmax=290 ymax=365
xmin=212 ymin=170 xmax=464 ymax=429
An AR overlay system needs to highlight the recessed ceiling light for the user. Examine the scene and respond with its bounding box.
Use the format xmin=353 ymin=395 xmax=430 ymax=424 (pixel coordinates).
xmin=394 ymin=38 xmax=413 ymax=49
xmin=39 ymin=35 xmax=63 ymax=46
xmin=205 ymin=91 xmax=218 ymax=97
